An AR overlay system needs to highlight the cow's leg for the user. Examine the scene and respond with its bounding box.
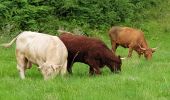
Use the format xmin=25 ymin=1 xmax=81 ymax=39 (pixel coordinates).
xmin=89 ymin=66 xmax=101 ymax=75
xmin=137 ymin=50 xmax=144 ymax=58
xmin=67 ymin=60 xmax=72 ymax=74
xmin=93 ymin=66 xmax=101 ymax=75
xmin=89 ymin=67 xmax=95 ymax=75
xmin=86 ymin=59 xmax=101 ymax=75
xmin=60 ymin=60 xmax=67 ymax=75
xmin=111 ymin=41 xmax=117 ymax=53
xmin=128 ymin=47 xmax=133 ymax=57
xmin=26 ymin=60 xmax=32 ymax=69
xmin=128 ymin=44 xmax=135 ymax=58
xmin=16 ymin=51 xmax=26 ymax=79
xmin=67 ymin=67 xmax=72 ymax=74
xmin=137 ymin=52 xmax=142 ymax=58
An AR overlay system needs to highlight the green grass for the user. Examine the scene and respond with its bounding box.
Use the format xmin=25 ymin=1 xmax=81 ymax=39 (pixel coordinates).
xmin=0 ymin=2 xmax=170 ymax=100
xmin=1 ymin=28 xmax=170 ymax=100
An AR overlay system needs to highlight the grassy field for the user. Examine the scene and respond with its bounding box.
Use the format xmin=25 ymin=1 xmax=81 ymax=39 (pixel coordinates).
xmin=0 ymin=3 xmax=170 ymax=100
xmin=0 ymin=27 xmax=170 ymax=100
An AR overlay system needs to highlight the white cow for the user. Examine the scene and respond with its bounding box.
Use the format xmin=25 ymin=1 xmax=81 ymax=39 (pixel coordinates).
xmin=1 ymin=31 xmax=68 ymax=80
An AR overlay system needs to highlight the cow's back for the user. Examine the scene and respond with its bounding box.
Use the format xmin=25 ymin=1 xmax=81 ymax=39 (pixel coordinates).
xmin=59 ymin=33 xmax=111 ymax=63
xmin=109 ymin=27 xmax=144 ymax=45
xmin=59 ymin=33 xmax=106 ymax=52
xmin=16 ymin=31 xmax=53 ymax=59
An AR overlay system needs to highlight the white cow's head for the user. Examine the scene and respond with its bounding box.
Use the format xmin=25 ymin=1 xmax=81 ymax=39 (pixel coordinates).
xmin=39 ymin=63 xmax=60 ymax=80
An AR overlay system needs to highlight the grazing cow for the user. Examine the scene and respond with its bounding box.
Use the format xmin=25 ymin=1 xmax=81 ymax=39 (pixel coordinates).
xmin=108 ymin=26 xmax=156 ymax=60
xmin=58 ymin=30 xmax=122 ymax=75
xmin=1 ymin=31 xmax=68 ymax=80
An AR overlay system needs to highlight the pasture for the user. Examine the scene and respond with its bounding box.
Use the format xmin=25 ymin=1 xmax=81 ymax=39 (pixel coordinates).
xmin=0 ymin=20 xmax=170 ymax=100
xmin=0 ymin=1 xmax=170 ymax=100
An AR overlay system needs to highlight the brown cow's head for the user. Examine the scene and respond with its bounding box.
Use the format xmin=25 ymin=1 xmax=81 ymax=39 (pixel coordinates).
xmin=110 ymin=56 xmax=122 ymax=73
xmin=139 ymin=47 xmax=156 ymax=60
xmin=143 ymin=48 xmax=156 ymax=60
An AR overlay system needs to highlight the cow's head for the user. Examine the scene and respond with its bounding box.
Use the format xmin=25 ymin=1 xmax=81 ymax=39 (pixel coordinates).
xmin=39 ymin=63 xmax=60 ymax=80
xmin=144 ymin=48 xmax=156 ymax=60
xmin=139 ymin=46 xmax=156 ymax=60
xmin=110 ymin=56 xmax=122 ymax=73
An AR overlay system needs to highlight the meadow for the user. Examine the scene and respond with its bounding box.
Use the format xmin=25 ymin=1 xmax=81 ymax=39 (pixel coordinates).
xmin=0 ymin=19 xmax=170 ymax=100
xmin=0 ymin=0 xmax=170 ymax=100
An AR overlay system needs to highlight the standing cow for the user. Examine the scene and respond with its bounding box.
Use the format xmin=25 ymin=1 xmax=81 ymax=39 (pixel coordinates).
xmin=1 ymin=31 xmax=68 ymax=80
xmin=108 ymin=26 xmax=156 ymax=60
xmin=58 ymin=30 xmax=122 ymax=75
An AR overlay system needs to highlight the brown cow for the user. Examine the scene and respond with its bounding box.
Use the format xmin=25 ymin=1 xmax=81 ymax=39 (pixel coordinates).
xmin=58 ymin=30 xmax=122 ymax=75
xmin=108 ymin=26 xmax=156 ymax=60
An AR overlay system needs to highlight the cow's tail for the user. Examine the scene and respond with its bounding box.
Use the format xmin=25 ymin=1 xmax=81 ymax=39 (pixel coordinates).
xmin=0 ymin=36 xmax=18 ymax=48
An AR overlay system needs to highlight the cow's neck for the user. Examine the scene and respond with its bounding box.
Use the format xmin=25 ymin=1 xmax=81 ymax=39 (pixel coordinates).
xmin=141 ymin=39 xmax=149 ymax=49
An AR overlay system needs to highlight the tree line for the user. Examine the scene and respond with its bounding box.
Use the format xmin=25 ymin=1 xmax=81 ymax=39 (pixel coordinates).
xmin=0 ymin=0 xmax=163 ymax=35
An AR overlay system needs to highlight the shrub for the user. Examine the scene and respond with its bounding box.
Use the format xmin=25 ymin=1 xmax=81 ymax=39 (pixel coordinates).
xmin=0 ymin=0 xmax=165 ymax=36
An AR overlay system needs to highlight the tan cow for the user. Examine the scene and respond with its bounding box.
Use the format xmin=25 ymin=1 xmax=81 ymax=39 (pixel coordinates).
xmin=108 ymin=26 xmax=156 ymax=60
xmin=1 ymin=31 xmax=68 ymax=80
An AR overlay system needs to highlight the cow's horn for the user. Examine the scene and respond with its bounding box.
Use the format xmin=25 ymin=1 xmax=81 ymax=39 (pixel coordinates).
xmin=120 ymin=57 xmax=126 ymax=60
xmin=151 ymin=44 xmax=159 ymax=51
xmin=152 ymin=43 xmax=160 ymax=51
xmin=151 ymin=47 xmax=157 ymax=52
xmin=139 ymin=44 xmax=146 ymax=51
xmin=152 ymin=47 xmax=157 ymax=50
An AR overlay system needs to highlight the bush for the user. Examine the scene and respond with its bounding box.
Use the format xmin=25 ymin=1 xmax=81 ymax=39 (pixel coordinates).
xmin=0 ymin=0 xmax=164 ymax=36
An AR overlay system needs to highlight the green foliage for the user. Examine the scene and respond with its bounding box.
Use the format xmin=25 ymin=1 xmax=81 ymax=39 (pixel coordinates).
xmin=0 ymin=0 xmax=166 ymax=35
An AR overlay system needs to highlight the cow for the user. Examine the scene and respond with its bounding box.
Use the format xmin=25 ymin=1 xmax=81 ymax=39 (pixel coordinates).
xmin=1 ymin=31 xmax=68 ymax=80
xmin=58 ymin=30 xmax=122 ymax=75
xmin=108 ymin=26 xmax=156 ymax=60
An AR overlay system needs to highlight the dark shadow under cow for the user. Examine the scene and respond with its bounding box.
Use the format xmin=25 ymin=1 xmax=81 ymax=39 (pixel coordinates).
xmin=59 ymin=31 xmax=122 ymax=75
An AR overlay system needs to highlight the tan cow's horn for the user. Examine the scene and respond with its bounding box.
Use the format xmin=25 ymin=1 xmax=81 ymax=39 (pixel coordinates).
xmin=151 ymin=47 xmax=157 ymax=52
xmin=152 ymin=44 xmax=159 ymax=51
xmin=139 ymin=44 xmax=146 ymax=51
xmin=152 ymin=47 xmax=157 ymax=50
xmin=152 ymin=43 xmax=160 ymax=51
